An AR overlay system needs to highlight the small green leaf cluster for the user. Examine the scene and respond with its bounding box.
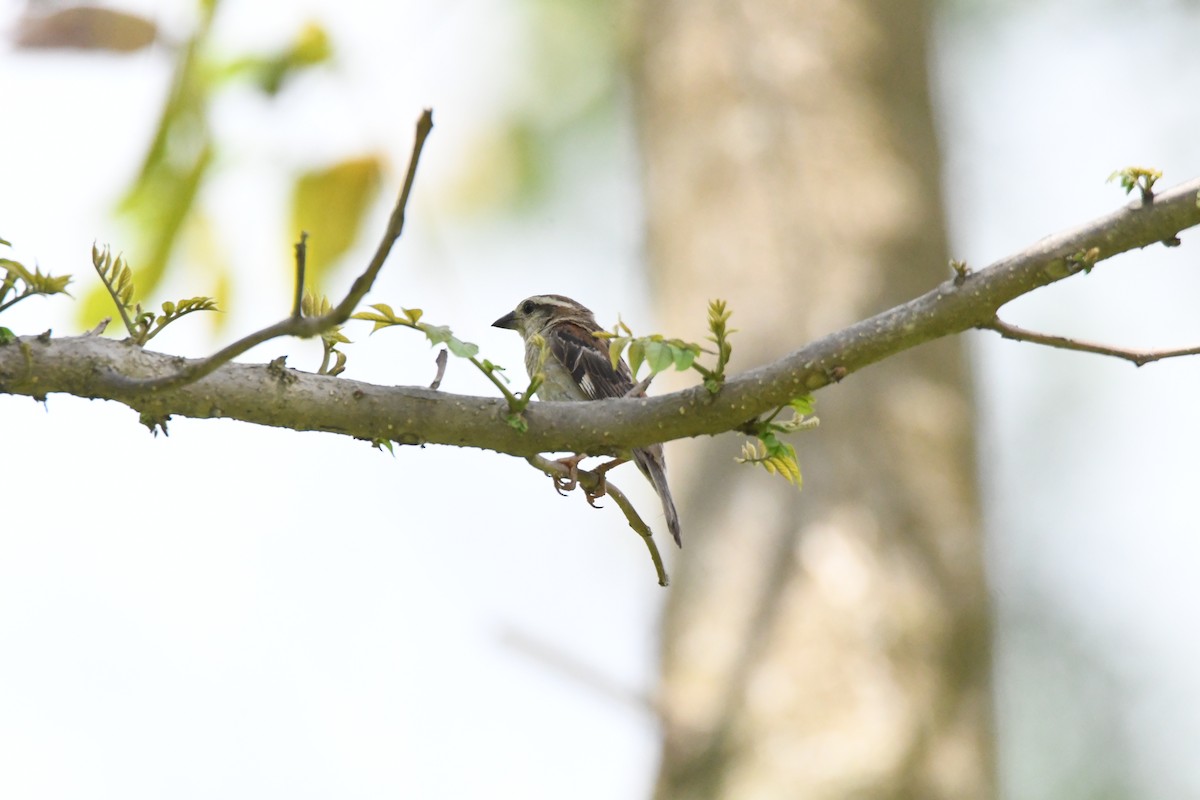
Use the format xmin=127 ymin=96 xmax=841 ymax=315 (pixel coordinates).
xmin=735 ymin=396 xmax=819 ymax=488
xmin=698 ymin=300 xmax=734 ymax=393
xmin=0 ymin=237 xmax=73 ymax=315
xmin=599 ymin=319 xmax=700 ymax=379
xmin=92 ymin=244 xmax=218 ymax=345
xmin=302 ymin=290 xmax=350 ymax=375
xmin=594 ymin=299 xmax=734 ymax=395
xmin=353 ymin=303 xmax=479 ymax=358
xmin=1108 ymin=166 xmax=1161 ymax=199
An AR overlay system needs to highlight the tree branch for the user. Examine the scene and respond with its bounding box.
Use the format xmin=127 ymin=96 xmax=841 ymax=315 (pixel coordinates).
xmin=103 ymin=108 xmax=434 ymax=395
xmin=2 ymin=176 xmax=1199 ymax=457
xmin=980 ymin=316 xmax=1200 ymax=366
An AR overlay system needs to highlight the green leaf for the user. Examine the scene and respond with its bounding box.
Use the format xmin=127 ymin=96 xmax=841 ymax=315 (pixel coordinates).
xmin=606 ymin=337 xmax=628 ymax=372
xmin=445 ymin=337 xmax=479 ymax=358
xmin=372 ymin=302 xmax=399 ymax=319
xmin=671 ymin=344 xmax=697 ymax=371
xmin=289 ymin=155 xmax=383 ymax=284
xmin=0 ymin=258 xmax=33 ymax=284
xmin=352 ymin=303 xmax=408 ymax=332
xmin=420 ymin=323 xmax=453 ymax=346
xmin=0 ymin=327 xmax=14 ymax=344
xmin=627 ymin=339 xmax=645 ymax=379
xmin=789 ymin=395 xmax=815 ymax=416
xmin=329 ymin=348 xmax=348 ymax=376
xmin=417 ymin=322 xmax=479 ymax=358
xmin=644 ymin=340 xmax=673 ymax=374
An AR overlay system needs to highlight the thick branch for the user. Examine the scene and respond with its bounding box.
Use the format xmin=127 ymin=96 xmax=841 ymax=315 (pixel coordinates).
xmin=2 ymin=177 xmax=1199 ymax=455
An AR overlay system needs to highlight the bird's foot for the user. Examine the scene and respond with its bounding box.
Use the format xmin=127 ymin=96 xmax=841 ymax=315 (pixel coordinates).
xmin=584 ymin=457 xmax=628 ymax=508
xmin=585 ymin=473 xmax=608 ymax=508
xmin=552 ymin=454 xmax=587 ymax=495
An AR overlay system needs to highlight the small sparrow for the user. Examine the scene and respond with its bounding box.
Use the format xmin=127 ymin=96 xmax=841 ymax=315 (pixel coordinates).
xmin=493 ymin=294 xmax=682 ymax=547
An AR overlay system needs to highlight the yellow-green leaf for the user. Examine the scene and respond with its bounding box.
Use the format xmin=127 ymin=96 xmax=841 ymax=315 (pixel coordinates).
xmin=289 ymin=155 xmax=383 ymax=284
xmin=0 ymin=258 xmax=33 ymax=284
xmin=607 ymin=337 xmax=629 ymax=372
xmin=628 ymin=339 xmax=645 ymax=379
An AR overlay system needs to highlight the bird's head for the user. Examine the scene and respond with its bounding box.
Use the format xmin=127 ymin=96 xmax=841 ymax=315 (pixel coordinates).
xmin=492 ymin=294 xmax=598 ymax=339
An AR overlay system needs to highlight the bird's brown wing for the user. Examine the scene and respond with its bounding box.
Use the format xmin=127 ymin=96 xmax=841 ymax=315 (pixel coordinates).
xmin=549 ymin=321 xmax=634 ymax=401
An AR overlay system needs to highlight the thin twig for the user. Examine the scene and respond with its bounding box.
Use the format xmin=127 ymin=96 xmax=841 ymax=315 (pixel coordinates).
xmin=607 ymin=483 xmax=669 ymax=587
xmin=469 ymin=356 xmax=521 ymax=406
xmin=623 ymin=374 xmax=654 ymax=398
xmin=292 ymin=231 xmax=308 ymax=319
xmin=981 ymin=317 xmax=1200 ymax=367
xmin=85 ymin=318 xmax=111 ymax=337
xmin=107 ymin=109 xmax=434 ymax=393
xmin=318 ymin=340 xmax=332 ymax=374
xmin=429 ymin=348 xmax=448 ymax=390
xmin=526 ymin=454 xmax=669 ymax=587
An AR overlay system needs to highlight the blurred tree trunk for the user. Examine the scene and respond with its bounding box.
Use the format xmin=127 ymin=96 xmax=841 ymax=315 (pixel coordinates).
xmin=629 ymin=1 xmax=995 ymax=797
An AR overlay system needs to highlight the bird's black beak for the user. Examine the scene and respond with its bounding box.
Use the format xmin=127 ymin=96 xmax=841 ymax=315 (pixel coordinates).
xmin=492 ymin=311 xmax=517 ymax=330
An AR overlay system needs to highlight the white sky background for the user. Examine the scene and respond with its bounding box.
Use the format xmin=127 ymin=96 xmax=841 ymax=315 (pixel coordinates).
xmin=0 ymin=1 xmax=1198 ymax=798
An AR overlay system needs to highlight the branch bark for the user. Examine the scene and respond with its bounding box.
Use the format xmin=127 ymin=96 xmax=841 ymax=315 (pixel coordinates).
xmin=1 ymin=177 xmax=1198 ymax=453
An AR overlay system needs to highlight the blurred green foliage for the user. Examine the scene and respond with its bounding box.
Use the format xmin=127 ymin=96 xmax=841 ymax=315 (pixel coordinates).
xmin=446 ymin=0 xmax=625 ymax=213
xmin=28 ymin=0 xmax=625 ymax=330
xmin=55 ymin=0 xmax=339 ymax=331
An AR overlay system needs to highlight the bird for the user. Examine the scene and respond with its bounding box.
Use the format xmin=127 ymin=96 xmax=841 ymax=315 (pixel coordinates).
xmin=492 ymin=294 xmax=682 ymax=547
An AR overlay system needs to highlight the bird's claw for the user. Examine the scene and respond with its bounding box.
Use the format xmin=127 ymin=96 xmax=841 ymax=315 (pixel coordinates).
xmin=585 ymin=472 xmax=609 ymax=508
xmin=551 ymin=454 xmax=585 ymax=495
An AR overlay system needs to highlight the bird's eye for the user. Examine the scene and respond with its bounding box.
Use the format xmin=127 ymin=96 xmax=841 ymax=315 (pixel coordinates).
xmin=520 ymin=300 xmax=535 ymax=315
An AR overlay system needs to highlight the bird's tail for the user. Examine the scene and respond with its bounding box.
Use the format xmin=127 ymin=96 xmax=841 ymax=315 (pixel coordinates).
xmin=635 ymin=445 xmax=682 ymax=548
